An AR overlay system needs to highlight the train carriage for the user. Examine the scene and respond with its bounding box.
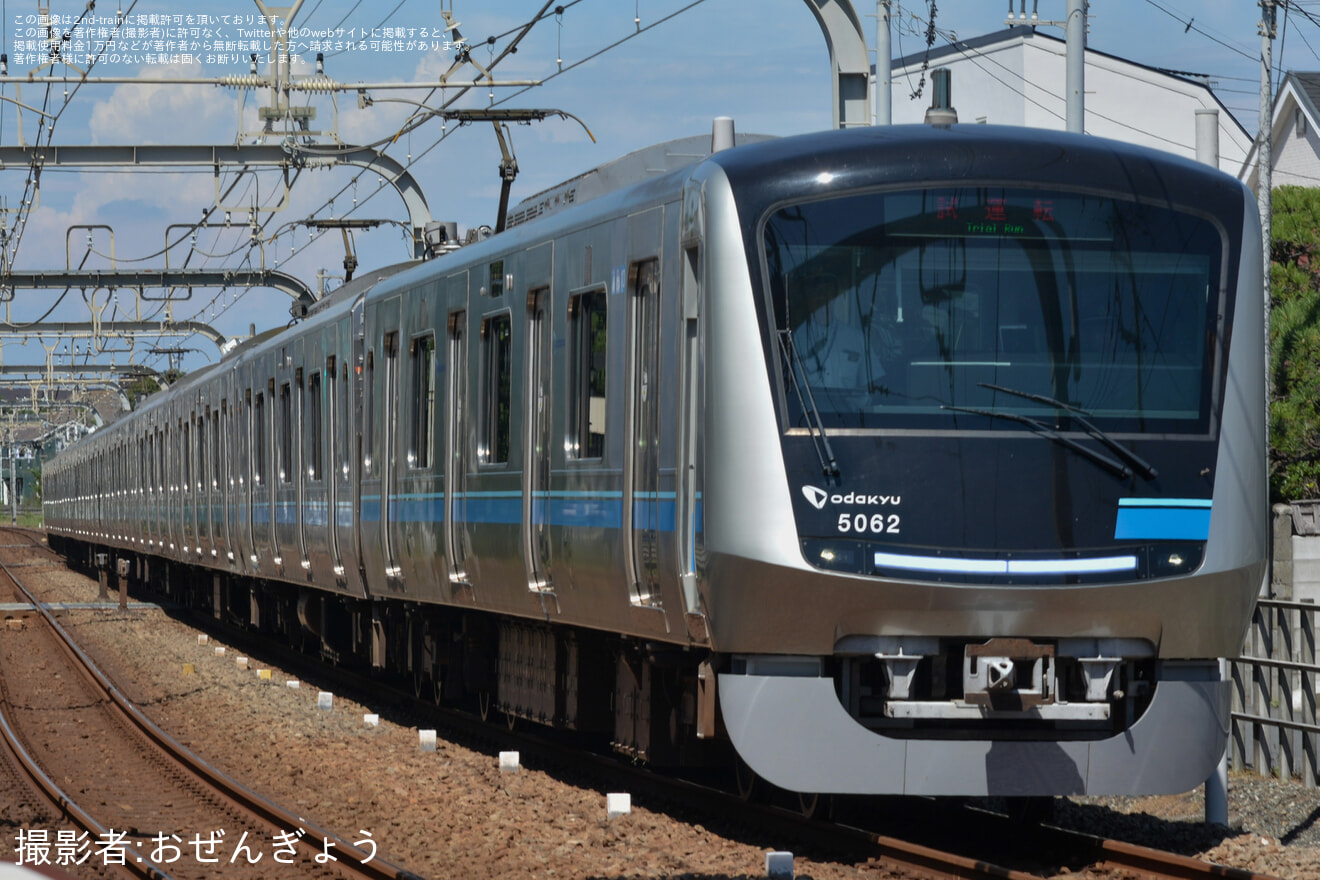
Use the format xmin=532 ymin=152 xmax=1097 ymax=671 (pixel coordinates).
xmin=44 ymin=123 xmax=1266 ymax=797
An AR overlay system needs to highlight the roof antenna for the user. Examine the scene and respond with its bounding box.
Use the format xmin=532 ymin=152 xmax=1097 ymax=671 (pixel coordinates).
xmin=711 ymin=116 xmax=735 ymax=153
xmin=924 ymin=69 xmax=958 ymax=126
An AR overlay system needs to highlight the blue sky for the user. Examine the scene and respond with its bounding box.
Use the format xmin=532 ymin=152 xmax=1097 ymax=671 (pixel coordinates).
xmin=0 ymin=0 xmax=1279 ymax=373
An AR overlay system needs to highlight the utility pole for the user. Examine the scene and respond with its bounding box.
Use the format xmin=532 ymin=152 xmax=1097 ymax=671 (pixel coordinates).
xmin=876 ymin=1 xmax=892 ymax=125
xmin=1065 ymin=0 xmax=1086 ymax=133
xmin=1261 ymin=0 xmax=1276 ymax=428
xmin=1006 ymin=1 xmax=1086 ymax=133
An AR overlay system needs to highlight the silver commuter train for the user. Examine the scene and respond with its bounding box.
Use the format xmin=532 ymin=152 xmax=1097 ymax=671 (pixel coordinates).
xmin=44 ymin=123 xmax=1266 ymax=797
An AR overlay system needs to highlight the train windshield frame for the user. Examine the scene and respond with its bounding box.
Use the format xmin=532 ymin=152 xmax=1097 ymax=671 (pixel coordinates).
xmin=760 ymin=185 xmax=1228 ymax=435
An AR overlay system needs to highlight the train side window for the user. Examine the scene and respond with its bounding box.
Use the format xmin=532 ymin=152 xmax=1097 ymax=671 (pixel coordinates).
xmin=254 ymin=392 xmax=266 ymax=486
xmin=181 ymin=419 xmax=190 ymax=495
xmin=568 ymin=289 xmax=608 ymax=459
xmin=410 ymin=334 xmax=436 ymax=469
xmin=308 ymin=371 xmax=323 ymax=481
xmin=489 ymin=260 xmax=505 ymax=298
xmin=279 ymin=382 xmax=293 ymax=484
xmin=480 ymin=313 xmax=512 ymax=464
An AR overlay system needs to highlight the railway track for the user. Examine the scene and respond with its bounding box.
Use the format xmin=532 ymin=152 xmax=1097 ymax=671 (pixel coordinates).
xmin=3 ymin=527 xmax=1288 ymax=880
xmin=0 ymin=530 xmax=422 ymax=880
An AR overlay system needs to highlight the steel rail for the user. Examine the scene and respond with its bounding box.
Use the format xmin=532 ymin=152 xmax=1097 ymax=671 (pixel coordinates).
xmin=0 ymin=680 xmax=174 ymax=880
xmin=0 ymin=542 xmax=427 ymax=880
xmin=20 ymin=527 xmax=1287 ymax=880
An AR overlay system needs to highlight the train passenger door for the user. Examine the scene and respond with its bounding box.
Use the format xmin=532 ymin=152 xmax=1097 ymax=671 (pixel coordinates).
xmin=624 ymin=256 xmax=662 ymax=606
xmin=523 ymin=284 xmax=553 ymax=593
xmin=325 ymin=350 xmax=344 ymax=584
xmin=295 ymin=366 xmax=313 ymax=577
xmin=444 ymin=271 xmax=470 ymax=591
xmin=340 ymin=299 xmax=366 ymax=590
xmin=182 ymin=414 xmax=196 ymax=557
xmin=217 ymin=399 xmax=232 ymax=564
xmin=381 ymin=300 xmax=403 ymax=582
xmin=362 ymin=296 xmax=402 ymax=591
xmin=241 ymin=387 xmax=258 ymax=570
xmin=676 ymin=236 xmax=706 ymax=625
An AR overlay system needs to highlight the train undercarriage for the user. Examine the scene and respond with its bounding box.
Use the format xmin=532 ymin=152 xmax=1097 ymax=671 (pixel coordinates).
xmin=51 ymin=535 xmax=722 ymax=772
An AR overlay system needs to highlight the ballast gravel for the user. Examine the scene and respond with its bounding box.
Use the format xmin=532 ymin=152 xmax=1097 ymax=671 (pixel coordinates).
xmin=9 ymin=540 xmax=1320 ymax=880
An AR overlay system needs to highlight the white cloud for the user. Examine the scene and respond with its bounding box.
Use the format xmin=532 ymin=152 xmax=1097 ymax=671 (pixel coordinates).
xmin=88 ymin=65 xmax=239 ymax=145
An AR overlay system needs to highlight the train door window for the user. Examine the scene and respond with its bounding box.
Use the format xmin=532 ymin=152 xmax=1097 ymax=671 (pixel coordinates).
xmin=410 ymin=334 xmax=436 ymax=469
xmin=489 ymin=260 xmax=505 ymax=298
xmin=157 ymin=429 xmax=164 ymax=493
xmin=364 ymin=349 xmax=376 ymax=477
xmin=279 ymin=382 xmax=293 ymax=484
xmin=383 ymin=332 xmax=400 ymax=475
xmin=308 ymin=371 xmax=323 ymax=481
xmin=480 ymin=313 xmax=512 ymax=464
xmin=239 ymin=392 xmax=249 ymax=490
xmin=216 ymin=402 xmax=225 ymax=490
xmin=253 ymin=392 xmax=266 ymax=486
xmin=199 ymin=413 xmax=207 ymax=492
xmin=568 ymin=289 xmax=608 ymax=459
xmin=181 ymin=419 xmax=191 ymax=495
xmin=200 ymin=411 xmax=209 ymax=492
xmin=209 ymin=408 xmax=220 ymax=493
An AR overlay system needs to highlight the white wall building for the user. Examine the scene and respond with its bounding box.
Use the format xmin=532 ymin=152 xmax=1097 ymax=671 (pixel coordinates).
xmin=888 ymin=26 xmax=1250 ymax=177
xmin=1241 ymin=72 xmax=1320 ymax=191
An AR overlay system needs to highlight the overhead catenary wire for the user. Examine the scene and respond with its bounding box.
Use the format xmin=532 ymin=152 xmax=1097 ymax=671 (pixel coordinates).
xmin=229 ymin=0 xmax=710 ymax=334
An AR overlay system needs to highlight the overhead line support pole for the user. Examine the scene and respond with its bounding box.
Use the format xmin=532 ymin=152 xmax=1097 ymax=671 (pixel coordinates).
xmin=1066 ymin=0 xmax=1087 ymax=133
xmin=876 ymin=1 xmax=891 ymax=125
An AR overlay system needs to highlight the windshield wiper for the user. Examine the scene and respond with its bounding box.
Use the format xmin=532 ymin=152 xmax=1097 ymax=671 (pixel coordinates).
xmin=942 ymin=404 xmax=1132 ymax=479
xmin=779 ymin=328 xmax=839 ymax=476
xmin=978 ymin=383 xmax=1158 ymax=479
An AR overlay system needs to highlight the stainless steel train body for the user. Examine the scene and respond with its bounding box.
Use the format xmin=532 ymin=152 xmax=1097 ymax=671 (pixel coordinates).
xmin=43 ymin=125 xmax=1266 ymax=797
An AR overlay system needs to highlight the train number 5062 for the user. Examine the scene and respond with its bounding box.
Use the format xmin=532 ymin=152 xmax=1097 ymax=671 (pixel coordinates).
xmin=837 ymin=513 xmax=900 ymax=534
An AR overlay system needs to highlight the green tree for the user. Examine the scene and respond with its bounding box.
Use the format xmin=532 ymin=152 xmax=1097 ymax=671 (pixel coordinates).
xmin=1270 ymin=185 xmax=1320 ymax=500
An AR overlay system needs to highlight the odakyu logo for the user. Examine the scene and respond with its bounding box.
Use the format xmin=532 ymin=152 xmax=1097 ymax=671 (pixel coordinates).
xmin=801 ymin=485 xmax=829 ymax=510
xmin=801 ymin=486 xmax=902 ymax=510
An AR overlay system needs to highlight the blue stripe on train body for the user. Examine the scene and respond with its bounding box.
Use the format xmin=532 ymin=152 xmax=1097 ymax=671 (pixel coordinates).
xmin=1113 ymin=498 xmax=1212 ymax=541
xmin=355 ymin=490 xmax=701 ymax=532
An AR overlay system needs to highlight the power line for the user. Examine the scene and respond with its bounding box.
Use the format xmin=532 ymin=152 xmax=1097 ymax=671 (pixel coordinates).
xmin=1139 ymin=0 xmax=1256 ymax=61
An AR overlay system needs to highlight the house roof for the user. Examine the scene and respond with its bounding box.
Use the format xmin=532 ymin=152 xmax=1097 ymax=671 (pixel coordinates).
xmin=1239 ymin=71 xmax=1320 ymax=186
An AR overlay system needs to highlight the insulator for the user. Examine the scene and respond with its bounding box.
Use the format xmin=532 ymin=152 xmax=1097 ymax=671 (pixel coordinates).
xmin=219 ymin=74 xmax=265 ymax=88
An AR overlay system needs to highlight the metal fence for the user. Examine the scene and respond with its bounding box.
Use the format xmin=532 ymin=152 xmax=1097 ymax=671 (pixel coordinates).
xmin=1230 ymin=598 xmax=1320 ymax=786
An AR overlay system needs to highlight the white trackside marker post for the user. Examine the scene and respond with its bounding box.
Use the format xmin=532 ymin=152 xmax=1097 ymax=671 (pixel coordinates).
xmin=606 ymin=793 xmax=631 ymax=818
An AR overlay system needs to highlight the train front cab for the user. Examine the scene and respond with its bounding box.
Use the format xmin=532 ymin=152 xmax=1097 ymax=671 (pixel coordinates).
xmin=699 ymin=126 xmax=1268 ymax=797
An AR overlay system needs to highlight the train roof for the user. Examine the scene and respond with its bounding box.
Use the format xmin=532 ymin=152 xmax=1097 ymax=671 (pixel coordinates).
xmin=505 ymin=131 xmax=774 ymax=229
xmin=707 ymin=124 xmax=1252 ymax=218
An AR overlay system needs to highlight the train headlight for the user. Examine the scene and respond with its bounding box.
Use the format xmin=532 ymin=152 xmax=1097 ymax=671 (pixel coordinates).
xmin=801 ymin=539 xmax=863 ymax=573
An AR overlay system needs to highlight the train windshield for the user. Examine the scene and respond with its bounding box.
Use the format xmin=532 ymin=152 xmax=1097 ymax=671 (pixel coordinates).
xmin=763 ymin=187 xmax=1225 ymax=434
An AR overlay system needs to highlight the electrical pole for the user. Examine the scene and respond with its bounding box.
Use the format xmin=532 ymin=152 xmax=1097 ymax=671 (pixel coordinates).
xmin=1261 ymin=0 xmax=1276 ymax=432
xmin=1006 ymin=2 xmax=1085 ymax=133
xmin=1065 ymin=0 xmax=1086 ymax=133
xmin=876 ymin=1 xmax=892 ymax=125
